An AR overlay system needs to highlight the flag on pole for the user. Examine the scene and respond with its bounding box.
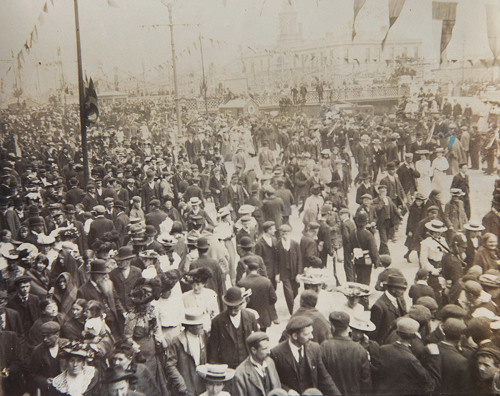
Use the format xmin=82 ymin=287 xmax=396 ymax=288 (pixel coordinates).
xmin=84 ymin=78 xmax=99 ymax=124
xmin=43 ymin=2 xmax=48 ymax=13
xmin=486 ymin=4 xmax=500 ymax=65
xmin=432 ymin=1 xmax=457 ymax=64
xmin=381 ymin=0 xmax=406 ymax=49
xmin=352 ymin=0 xmax=366 ymax=40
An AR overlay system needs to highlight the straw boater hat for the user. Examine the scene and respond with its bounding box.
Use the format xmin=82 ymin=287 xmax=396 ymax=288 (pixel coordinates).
xmin=425 ymin=220 xmax=448 ymax=233
xmin=182 ymin=308 xmax=205 ymax=326
xmin=196 ymin=364 xmax=235 ymax=383
xmin=464 ymin=222 xmax=485 ymax=232
xmin=340 ymin=282 xmax=372 ymax=297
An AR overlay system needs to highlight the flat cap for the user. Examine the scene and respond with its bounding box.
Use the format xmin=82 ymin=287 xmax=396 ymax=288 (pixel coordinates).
xmin=442 ymin=318 xmax=467 ymax=338
xmin=40 ymin=321 xmax=61 ymax=334
xmin=409 ymin=305 xmax=432 ymax=324
xmin=396 ymin=317 xmax=419 ymax=334
xmin=279 ymin=224 xmax=292 ymax=232
xmin=416 ymin=296 xmax=438 ymax=312
xmin=246 ymin=331 xmax=269 ymax=348
xmin=476 ymin=346 xmax=500 ymax=362
xmin=262 ymin=221 xmax=276 ymax=231
xmin=329 ymin=311 xmax=350 ymax=328
xmin=286 ymin=316 xmax=313 ymax=334
xmin=93 ymin=205 xmax=106 ymax=214
xmin=463 ymin=280 xmax=482 ymax=297
xmin=440 ymin=304 xmax=467 ymax=320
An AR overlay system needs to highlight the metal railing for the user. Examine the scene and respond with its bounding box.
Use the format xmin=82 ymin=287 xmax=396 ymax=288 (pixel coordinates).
xmin=182 ymin=85 xmax=409 ymax=112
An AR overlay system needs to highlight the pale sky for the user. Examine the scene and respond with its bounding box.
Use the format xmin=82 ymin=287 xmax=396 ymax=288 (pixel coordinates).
xmin=0 ymin=0 xmax=497 ymax=100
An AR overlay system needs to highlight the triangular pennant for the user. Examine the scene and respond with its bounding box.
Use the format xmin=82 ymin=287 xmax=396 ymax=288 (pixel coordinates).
xmin=43 ymin=2 xmax=48 ymax=13
xmin=382 ymin=0 xmax=406 ymax=49
xmin=352 ymin=0 xmax=367 ymax=40
xmin=34 ymin=26 xmax=38 ymax=40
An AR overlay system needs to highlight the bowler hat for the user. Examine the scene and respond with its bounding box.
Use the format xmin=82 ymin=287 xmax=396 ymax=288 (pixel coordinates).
xmin=115 ymin=246 xmax=135 ymax=261
xmin=223 ymin=287 xmax=245 ymax=307
xmin=196 ymin=237 xmax=210 ymax=250
xmin=384 ymin=274 xmax=407 ymax=289
xmin=238 ymin=236 xmax=254 ymax=249
xmin=28 ymin=216 xmax=44 ymax=227
xmin=89 ymin=259 xmax=109 ymax=274
xmin=114 ymin=200 xmax=126 ymax=210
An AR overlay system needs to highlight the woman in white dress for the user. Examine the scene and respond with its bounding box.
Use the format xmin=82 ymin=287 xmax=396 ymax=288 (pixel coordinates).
xmin=182 ymin=267 xmax=219 ymax=332
xmin=431 ymin=147 xmax=449 ymax=192
xmin=415 ymin=150 xmax=432 ymax=197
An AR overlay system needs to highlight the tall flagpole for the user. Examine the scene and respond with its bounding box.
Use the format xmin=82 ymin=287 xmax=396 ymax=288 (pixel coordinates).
xmin=73 ymin=0 xmax=89 ymax=186
xmin=199 ymin=29 xmax=208 ymax=115
xmin=165 ymin=2 xmax=182 ymax=143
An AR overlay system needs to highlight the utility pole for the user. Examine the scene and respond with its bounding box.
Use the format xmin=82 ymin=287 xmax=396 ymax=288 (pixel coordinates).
xmin=73 ymin=0 xmax=89 ymax=186
xmin=163 ymin=1 xmax=182 ymax=143
xmin=199 ymin=29 xmax=208 ymax=115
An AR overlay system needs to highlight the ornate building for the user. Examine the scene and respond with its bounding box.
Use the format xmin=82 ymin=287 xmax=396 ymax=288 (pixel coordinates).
xmin=241 ymin=2 xmax=422 ymax=91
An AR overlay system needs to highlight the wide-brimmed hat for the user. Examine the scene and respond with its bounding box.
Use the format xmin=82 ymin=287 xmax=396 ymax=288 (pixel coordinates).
xmin=103 ymin=368 xmax=137 ymax=384
xmin=415 ymin=192 xmax=426 ymax=201
xmin=138 ymin=249 xmax=159 ymax=260
xmin=182 ymin=308 xmax=204 ymax=326
xmin=384 ymin=274 xmax=408 ymax=289
xmin=89 ymin=259 xmax=109 ymax=274
xmin=157 ymin=233 xmax=176 ymax=246
xmin=296 ymin=268 xmax=331 ymax=285
xmin=450 ymin=188 xmax=465 ymax=197
xmin=115 ymin=246 xmax=135 ymax=261
xmin=340 ymin=282 xmax=372 ymax=297
xmin=37 ymin=234 xmax=56 ymax=245
xmin=196 ymin=364 xmax=235 ymax=383
xmin=435 ymin=147 xmax=445 ymax=153
xmin=415 ymin=149 xmax=430 ymax=155
xmin=350 ymin=312 xmax=376 ymax=332
xmin=223 ymin=287 xmax=245 ymax=306
xmin=464 ymin=222 xmax=485 ymax=231
xmin=61 ymin=342 xmax=93 ymax=359
xmin=425 ymin=220 xmax=448 ymax=233
xmin=238 ymin=236 xmax=254 ymax=249
xmin=238 ymin=204 xmax=255 ymax=215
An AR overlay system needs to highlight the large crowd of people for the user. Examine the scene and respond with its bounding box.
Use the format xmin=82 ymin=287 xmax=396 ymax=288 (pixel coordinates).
xmin=0 ymin=86 xmax=499 ymax=396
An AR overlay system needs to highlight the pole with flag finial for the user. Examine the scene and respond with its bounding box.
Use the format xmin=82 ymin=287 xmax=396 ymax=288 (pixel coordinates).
xmin=73 ymin=0 xmax=89 ymax=186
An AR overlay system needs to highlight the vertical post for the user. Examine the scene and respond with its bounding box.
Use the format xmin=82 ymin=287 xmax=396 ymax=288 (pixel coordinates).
xmin=167 ymin=3 xmax=182 ymax=143
xmin=199 ymin=30 xmax=208 ymax=115
xmin=74 ymin=0 xmax=89 ymax=186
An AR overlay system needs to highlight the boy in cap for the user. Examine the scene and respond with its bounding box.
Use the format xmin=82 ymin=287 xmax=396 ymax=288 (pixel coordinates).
xmin=233 ymin=332 xmax=281 ymax=396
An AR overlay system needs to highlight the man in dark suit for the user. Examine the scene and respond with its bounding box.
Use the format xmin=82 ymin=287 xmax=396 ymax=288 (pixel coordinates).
xmin=451 ymin=163 xmax=471 ymax=219
xmin=141 ymin=169 xmax=161 ymax=212
xmin=0 ymin=290 xmax=23 ymax=337
xmin=437 ymin=318 xmax=472 ymax=394
xmin=397 ymin=153 xmax=420 ymax=201
xmin=276 ymin=224 xmax=303 ymax=315
xmin=220 ymin=174 xmax=246 ymax=220
xmin=300 ymin=222 xmax=321 ymax=269
xmin=321 ymin=311 xmax=371 ymax=396
xmin=380 ymin=162 xmax=407 ymax=210
xmin=288 ymin=290 xmax=331 ymax=345
xmin=30 ymin=321 xmax=68 ymax=394
xmin=145 ymin=199 xmax=168 ymax=234
xmin=81 ymin=183 xmax=99 ymax=212
xmin=64 ymin=177 xmax=84 ymax=205
xmin=238 ymin=261 xmax=277 ymax=332
xmin=77 ymin=260 xmax=124 ymax=335
xmin=113 ymin=200 xmax=130 ymax=247
xmin=370 ymin=274 xmax=408 ymax=344
xmin=87 ymin=205 xmax=115 ymax=248
xmin=233 ymin=332 xmax=281 ymax=396
xmin=339 ymin=208 xmax=356 ymax=282
xmin=349 ymin=212 xmax=380 ymax=285
xmin=110 ymin=246 xmax=142 ymax=313
xmin=373 ymin=184 xmax=401 ymax=255
xmin=376 ymin=317 xmax=441 ymax=395
xmin=254 ymin=221 xmax=278 ymax=289
xmin=207 ymin=287 xmax=259 ymax=369
xmin=270 ymin=316 xmax=341 ymax=396
xmin=261 ymin=187 xmax=284 ymax=229
xmin=7 ymin=276 xmax=41 ymax=337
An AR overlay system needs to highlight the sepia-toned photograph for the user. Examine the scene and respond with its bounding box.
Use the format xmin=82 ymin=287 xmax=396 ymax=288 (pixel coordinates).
xmin=0 ymin=0 xmax=499 ymax=395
